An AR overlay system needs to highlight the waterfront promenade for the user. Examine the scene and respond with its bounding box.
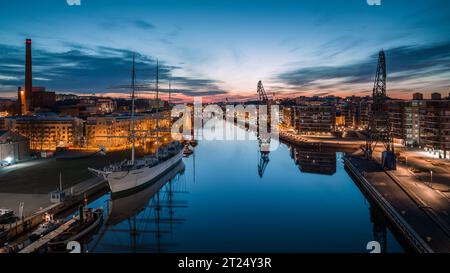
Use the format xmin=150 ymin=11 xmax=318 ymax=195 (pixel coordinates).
xmin=345 ymin=156 xmax=450 ymax=252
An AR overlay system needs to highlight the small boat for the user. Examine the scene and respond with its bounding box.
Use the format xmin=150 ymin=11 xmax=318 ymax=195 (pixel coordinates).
xmin=0 ymin=209 xmax=15 ymax=224
xmin=47 ymin=207 xmax=103 ymax=251
xmin=183 ymin=144 xmax=194 ymax=157
xmin=29 ymin=213 xmax=62 ymax=242
xmin=189 ymin=140 xmax=198 ymax=147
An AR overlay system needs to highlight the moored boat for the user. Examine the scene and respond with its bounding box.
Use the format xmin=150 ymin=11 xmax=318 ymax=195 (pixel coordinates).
xmin=46 ymin=207 xmax=103 ymax=251
xmin=29 ymin=213 xmax=62 ymax=242
xmin=189 ymin=140 xmax=198 ymax=147
xmin=183 ymin=144 xmax=194 ymax=157
xmin=89 ymin=142 xmax=183 ymax=194
xmin=0 ymin=209 xmax=15 ymax=224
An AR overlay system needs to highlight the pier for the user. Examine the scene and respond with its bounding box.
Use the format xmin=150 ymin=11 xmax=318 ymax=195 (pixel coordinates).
xmin=18 ymin=217 xmax=78 ymax=253
xmin=0 ymin=177 xmax=107 ymax=248
xmin=345 ymin=155 xmax=450 ymax=253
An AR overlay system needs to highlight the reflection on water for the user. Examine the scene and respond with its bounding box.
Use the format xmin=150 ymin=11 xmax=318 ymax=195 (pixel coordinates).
xmin=87 ymin=162 xmax=187 ymax=253
xmin=84 ymin=123 xmax=404 ymax=253
xmin=369 ymin=205 xmax=388 ymax=253
xmin=289 ymin=146 xmax=337 ymax=175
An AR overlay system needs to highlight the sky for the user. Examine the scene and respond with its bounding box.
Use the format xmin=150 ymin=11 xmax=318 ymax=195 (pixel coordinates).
xmin=0 ymin=0 xmax=450 ymax=102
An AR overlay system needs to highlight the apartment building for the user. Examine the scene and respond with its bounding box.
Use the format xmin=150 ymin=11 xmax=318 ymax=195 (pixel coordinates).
xmin=283 ymin=104 xmax=336 ymax=135
xmin=387 ymin=93 xmax=449 ymax=158
xmin=419 ymin=99 xmax=450 ymax=159
xmin=5 ymin=115 xmax=84 ymax=150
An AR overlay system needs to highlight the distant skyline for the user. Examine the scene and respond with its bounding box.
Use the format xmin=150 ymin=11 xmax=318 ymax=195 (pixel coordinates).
xmin=1 ymin=0 xmax=450 ymax=102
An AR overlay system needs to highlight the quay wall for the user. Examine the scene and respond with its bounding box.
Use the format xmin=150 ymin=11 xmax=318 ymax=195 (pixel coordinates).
xmin=279 ymin=133 xmax=360 ymax=151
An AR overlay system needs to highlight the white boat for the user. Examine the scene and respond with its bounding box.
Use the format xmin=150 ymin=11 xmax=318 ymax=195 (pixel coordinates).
xmin=89 ymin=143 xmax=183 ymax=194
xmin=108 ymin=161 xmax=185 ymax=225
xmin=88 ymin=55 xmax=184 ymax=195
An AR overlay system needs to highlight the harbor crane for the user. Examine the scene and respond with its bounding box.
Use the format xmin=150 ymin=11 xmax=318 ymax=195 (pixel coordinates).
xmin=363 ymin=50 xmax=396 ymax=170
xmin=257 ymin=81 xmax=270 ymax=103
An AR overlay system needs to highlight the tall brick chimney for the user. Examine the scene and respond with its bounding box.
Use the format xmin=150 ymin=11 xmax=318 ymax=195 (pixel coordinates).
xmin=25 ymin=38 xmax=32 ymax=114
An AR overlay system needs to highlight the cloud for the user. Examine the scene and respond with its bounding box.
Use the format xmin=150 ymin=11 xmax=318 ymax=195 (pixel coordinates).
xmin=100 ymin=19 xmax=156 ymax=31
xmin=131 ymin=19 xmax=155 ymax=30
xmin=276 ymin=41 xmax=450 ymax=94
xmin=163 ymin=89 xmax=227 ymax=97
xmin=0 ymin=43 xmax=226 ymax=98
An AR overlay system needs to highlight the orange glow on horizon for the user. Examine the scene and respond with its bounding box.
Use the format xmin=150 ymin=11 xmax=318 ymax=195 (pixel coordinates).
xmin=70 ymin=89 xmax=445 ymax=103
xmin=1 ymin=88 xmax=444 ymax=104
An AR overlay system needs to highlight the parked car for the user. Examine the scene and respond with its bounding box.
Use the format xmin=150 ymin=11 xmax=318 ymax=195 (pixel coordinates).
xmin=0 ymin=157 xmax=16 ymax=166
xmin=0 ymin=160 xmax=13 ymax=167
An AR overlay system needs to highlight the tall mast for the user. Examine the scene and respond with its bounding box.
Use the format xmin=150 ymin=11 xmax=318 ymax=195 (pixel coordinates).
xmin=131 ymin=53 xmax=136 ymax=164
xmin=168 ymin=80 xmax=171 ymax=105
xmin=155 ymin=60 xmax=160 ymax=146
xmin=59 ymin=172 xmax=62 ymax=191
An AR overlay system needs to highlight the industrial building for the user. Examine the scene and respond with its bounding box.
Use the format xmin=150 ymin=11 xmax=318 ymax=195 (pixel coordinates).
xmin=0 ymin=130 xmax=30 ymax=162
xmin=17 ymin=39 xmax=56 ymax=114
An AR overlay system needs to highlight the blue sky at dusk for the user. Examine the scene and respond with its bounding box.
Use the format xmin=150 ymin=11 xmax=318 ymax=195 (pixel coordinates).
xmin=0 ymin=0 xmax=450 ymax=101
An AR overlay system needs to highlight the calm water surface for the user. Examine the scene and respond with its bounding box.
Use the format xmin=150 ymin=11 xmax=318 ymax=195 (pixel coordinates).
xmin=83 ymin=124 xmax=404 ymax=253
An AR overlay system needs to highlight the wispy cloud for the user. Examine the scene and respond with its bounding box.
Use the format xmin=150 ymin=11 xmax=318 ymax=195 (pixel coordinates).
xmin=131 ymin=19 xmax=156 ymax=30
xmin=276 ymin=41 xmax=450 ymax=96
xmin=100 ymin=19 xmax=156 ymax=31
xmin=0 ymin=43 xmax=226 ymax=99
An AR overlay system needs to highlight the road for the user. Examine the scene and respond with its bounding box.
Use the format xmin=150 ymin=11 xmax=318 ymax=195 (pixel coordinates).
xmin=396 ymin=149 xmax=450 ymax=193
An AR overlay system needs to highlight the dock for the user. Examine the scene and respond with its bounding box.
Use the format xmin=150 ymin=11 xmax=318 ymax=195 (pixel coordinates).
xmin=0 ymin=177 xmax=107 ymax=247
xmin=19 ymin=216 xmax=78 ymax=253
xmin=345 ymin=155 xmax=450 ymax=253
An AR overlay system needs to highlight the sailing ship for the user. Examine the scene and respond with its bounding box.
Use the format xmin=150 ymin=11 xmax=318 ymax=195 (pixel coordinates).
xmin=89 ymin=55 xmax=183 ymax=195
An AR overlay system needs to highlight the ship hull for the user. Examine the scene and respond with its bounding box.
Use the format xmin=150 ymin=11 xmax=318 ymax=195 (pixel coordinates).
xmin=105 ymin=150 xmax=184 ymax=195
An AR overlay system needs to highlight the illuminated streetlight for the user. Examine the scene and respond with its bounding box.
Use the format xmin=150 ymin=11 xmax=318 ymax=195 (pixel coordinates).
xmin=5 ymin=156 xmax=13 ymax=164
